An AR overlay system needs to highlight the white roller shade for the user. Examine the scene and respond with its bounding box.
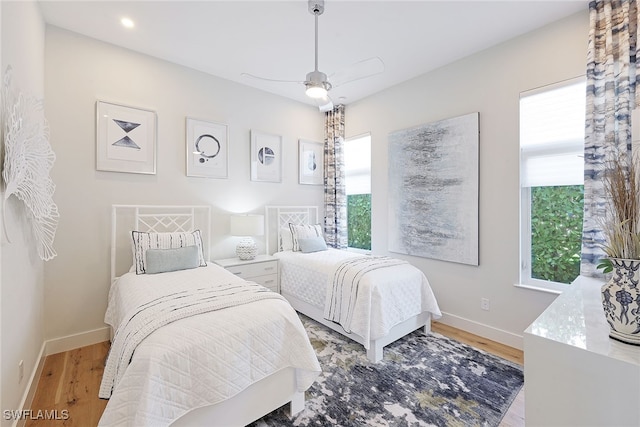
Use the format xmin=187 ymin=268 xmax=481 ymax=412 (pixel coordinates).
xmin=522 ymin=151 xmax=584 ymax=187
xmin=345 ymin=135 xmax=371 ymax=195
xmin=520 ymin=78 xmax=585 ymax=188
xmin=346 ymin=172 xmax=371 ymax=195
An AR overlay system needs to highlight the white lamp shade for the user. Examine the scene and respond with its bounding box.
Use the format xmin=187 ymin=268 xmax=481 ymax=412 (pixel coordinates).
xmin=230 ymin=214 xmax=264 ymax=237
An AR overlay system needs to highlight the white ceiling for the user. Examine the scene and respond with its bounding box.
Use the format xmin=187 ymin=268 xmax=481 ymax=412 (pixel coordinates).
xmin=38 ymin=0 xmax=589 ymax=108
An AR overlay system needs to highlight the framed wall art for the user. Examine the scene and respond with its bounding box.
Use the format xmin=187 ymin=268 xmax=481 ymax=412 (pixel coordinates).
xmin=186 ymin=118 xmax=228 ymax=178
xmin=250 ymin=130 xmax=282 ymax=183
xmin=96 ymin=101 xmax=157 ymax=174
xmin=298 ymin=139 xmax=324 ymax=185
xmin=388 ymin=112 xmax=479 ymax=266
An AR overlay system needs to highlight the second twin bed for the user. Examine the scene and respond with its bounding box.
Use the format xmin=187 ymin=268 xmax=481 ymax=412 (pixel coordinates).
xmin=266 ymin=205 xmax=441 ymax=362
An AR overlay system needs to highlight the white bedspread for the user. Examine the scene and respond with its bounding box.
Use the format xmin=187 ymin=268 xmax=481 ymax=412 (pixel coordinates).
xmin=275 ymin=249 xmax=441 ymax=347
xmin=99 ymin=264 xmax=321 ymax=427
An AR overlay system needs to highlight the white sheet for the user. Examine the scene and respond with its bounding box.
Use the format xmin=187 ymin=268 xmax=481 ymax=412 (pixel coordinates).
xmin=99 ymin=264 xmax=321 ymax=427
xmin=275 ymin=249 xmax=442 ymax=346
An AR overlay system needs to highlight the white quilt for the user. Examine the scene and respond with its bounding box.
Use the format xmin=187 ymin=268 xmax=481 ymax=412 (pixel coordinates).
xmin=99 ymin=264 xmax=321 ymax=427
xmin=275 ymin=249 xmax=442 ymax=347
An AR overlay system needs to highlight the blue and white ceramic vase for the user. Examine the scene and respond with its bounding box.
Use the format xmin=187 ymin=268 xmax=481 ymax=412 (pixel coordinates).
xmin=601 ymin=258 xmax=640 ymax=345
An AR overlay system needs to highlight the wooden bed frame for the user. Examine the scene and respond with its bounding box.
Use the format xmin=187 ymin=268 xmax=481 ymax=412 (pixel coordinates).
xmin=265 ymin=205 xmax=432 ymax=362
xmin=110 ymin=205 xmax=305 ymax=425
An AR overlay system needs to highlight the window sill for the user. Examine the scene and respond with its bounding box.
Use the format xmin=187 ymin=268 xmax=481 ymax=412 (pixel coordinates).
xmin=513 ymin=283 xmax=563 ymax=296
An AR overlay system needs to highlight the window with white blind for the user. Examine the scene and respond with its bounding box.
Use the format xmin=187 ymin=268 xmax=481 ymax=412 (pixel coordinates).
xmin=519 ymin=77 xmax=585 ymax=292
xmin=345 ymin=134 xmax=371 ymax=251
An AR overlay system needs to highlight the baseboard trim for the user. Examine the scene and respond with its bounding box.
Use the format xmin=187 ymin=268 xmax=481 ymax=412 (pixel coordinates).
xmin=44 ymin=326 xmax=110 ymax=356
xmin=13 ymin=343 xmax=46 ymax=427
xmin=437 ymin=312 xmax=524 ymax=351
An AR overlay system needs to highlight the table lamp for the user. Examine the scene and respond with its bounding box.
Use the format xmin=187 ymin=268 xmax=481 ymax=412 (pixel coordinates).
xmin=230 ymin=214 xmax=264 ymax=260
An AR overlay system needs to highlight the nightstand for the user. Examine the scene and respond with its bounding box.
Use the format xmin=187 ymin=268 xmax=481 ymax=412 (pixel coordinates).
xmin=214 ymin=254 xmax=279 ymax=292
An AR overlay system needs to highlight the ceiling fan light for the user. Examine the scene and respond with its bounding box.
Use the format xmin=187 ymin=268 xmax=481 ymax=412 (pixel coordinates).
xmin=305 ymin=84 xmax=328 ymax=99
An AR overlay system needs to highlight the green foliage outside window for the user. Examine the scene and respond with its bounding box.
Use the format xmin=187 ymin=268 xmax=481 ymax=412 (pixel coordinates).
xmin=347 ymin=194 xmax=371 ymax=250
xmin=531 ymin=185 xmax=584 ymax=284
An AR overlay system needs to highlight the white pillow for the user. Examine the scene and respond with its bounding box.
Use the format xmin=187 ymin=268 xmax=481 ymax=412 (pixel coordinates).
xmin=131 ymin=230 xmax=206 ymax=274
xmin=280 ymin=228 xmax=294 ymax=251
xmin=289 ymin=223 xmax=323 ymax=252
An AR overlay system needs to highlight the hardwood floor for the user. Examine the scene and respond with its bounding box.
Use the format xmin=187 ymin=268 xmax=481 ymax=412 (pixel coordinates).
xmin=25 ymin=323 xmax=524 ymax=426
xmin=25 ymin=342 xmax=109 ymax=427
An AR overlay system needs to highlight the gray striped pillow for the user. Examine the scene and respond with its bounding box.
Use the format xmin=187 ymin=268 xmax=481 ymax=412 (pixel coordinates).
xmin=289 ymin=223 xmax=323 ymax=252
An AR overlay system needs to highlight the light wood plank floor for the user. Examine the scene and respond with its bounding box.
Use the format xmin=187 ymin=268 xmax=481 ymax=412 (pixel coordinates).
xmin=25 ymin=322 xmax=524 ymax=426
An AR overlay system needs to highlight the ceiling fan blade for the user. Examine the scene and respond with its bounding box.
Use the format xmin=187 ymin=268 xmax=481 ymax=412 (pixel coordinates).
xmin=329 ymin=57 xmax=385 ymax=89
xmin=241 ymin=73 xmax=304 ymax=84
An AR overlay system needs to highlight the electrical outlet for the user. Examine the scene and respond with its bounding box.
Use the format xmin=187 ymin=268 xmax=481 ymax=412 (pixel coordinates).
xmin=481 ymin=298 xmax=490 ymax=311
xmin=18 ymin=360 xmax=24 ymax=383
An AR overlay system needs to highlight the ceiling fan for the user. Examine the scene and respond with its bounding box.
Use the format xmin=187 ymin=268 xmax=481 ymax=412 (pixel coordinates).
xmin=242 ymin=0 xmax=385 ymax=112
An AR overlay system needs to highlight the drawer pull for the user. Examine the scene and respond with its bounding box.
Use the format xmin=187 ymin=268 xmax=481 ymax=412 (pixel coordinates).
xmin=233 ymin=272 xmax=242 ymax=275
xmin=264 ymin=280 xmax=274 ymax=284
xmin=264 ymin=267 xmax=275 ymax=271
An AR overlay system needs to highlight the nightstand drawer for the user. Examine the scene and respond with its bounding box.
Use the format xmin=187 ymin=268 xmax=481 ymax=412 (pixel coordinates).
xmin=251 ymin=274 xmax=278 ymax=291
xmin=226 ymin=260 xmax=278 ymax=279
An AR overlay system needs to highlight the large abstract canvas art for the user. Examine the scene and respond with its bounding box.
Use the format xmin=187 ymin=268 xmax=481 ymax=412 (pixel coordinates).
xmin=388 ymin=112 xmax=479 ymax=265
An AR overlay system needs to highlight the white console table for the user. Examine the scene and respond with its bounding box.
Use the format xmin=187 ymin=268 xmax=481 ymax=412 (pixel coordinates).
xmin=524 ymin=275 xmax=640 ymax=426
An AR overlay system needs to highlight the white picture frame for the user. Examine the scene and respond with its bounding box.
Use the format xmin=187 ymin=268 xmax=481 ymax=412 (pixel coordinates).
xmin=298 ymin=139 xmax=324 ymax=185
xmin=250 ymin=130 xmax=282 ymax=183
xmin=96 ymin=101 xmax=156 ymax=174
xmin=186 ymin=118 xmax=228 ymax=178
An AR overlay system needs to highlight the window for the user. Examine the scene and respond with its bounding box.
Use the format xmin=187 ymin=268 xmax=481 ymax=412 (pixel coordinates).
xmin=345 ymin=134 xmax=371 ymax=251
xmin=520 ymin=78 xmax=585 ymax=292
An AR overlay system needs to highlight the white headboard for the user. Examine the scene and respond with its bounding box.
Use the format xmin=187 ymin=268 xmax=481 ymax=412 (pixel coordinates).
xmin=111 ymin=205 xmax=211 ymax=283
xmin=264 ymin=205 xmax=320 ymax=255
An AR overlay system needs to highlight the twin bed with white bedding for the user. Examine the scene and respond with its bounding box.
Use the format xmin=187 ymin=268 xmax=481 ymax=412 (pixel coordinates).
xmin=99 ymin=205 xmax=321 ymax=427
xmin=266 ymin=205 xmax=442 ymax=362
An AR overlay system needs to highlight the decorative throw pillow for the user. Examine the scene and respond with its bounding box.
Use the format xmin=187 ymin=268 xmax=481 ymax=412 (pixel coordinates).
xmin=145 ymin=246 xmax=200 ymax=274
xmin=131 ymin=230 xmax=206 ymax=274
xmin=298 ymin=236 xmax=328 ymax=253
xmin=280 ymin=228 xmax=294 ymax=251
xmin=289 ymin=223 xmax=323 ymax=252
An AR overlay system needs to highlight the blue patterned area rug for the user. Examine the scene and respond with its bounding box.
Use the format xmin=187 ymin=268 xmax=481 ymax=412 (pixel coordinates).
xmin=252 ymin=315 xmax=523 ymax=427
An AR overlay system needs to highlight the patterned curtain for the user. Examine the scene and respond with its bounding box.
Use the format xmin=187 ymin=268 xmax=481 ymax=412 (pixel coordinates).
xmin=581 ymin=0 xmax=640 ymax=276
xmin=324 ymin=104 xmax=348 ymax=249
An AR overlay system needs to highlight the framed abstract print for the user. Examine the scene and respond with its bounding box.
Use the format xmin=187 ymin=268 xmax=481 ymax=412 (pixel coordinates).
xmin=186 ymin=118 xmax=228 ymax=178
xmin=298 ymin=139 xmax=324 ymax=185
xmin=96 ymin=101 xmax=156 ymax=174
xmin=250 ymin=130 xmax=282 ymax=183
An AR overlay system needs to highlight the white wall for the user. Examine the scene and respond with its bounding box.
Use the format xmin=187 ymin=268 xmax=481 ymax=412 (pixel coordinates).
xmin=347 ymin=10 xmax=589 ymax=348
xmin=1 ymin=1 xmax=46 ymax=423
xmin=43 ymin=27 xmax=324 ymax=341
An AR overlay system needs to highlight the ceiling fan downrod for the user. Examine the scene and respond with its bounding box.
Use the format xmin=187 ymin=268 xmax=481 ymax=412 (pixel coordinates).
xmin=310 ymin=0 xmax=323 ymax=72
xmin=305 ymin=0 xmax=330 ymax=98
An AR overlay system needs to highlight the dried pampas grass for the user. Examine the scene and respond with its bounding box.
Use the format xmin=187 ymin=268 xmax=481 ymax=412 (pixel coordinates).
xmin=601 ymin=152 xmax=640 ymax=259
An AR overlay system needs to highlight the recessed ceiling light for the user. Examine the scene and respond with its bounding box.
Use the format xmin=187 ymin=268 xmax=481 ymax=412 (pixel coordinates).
xmin=121 ymin=17 xmax=135 ymax=29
